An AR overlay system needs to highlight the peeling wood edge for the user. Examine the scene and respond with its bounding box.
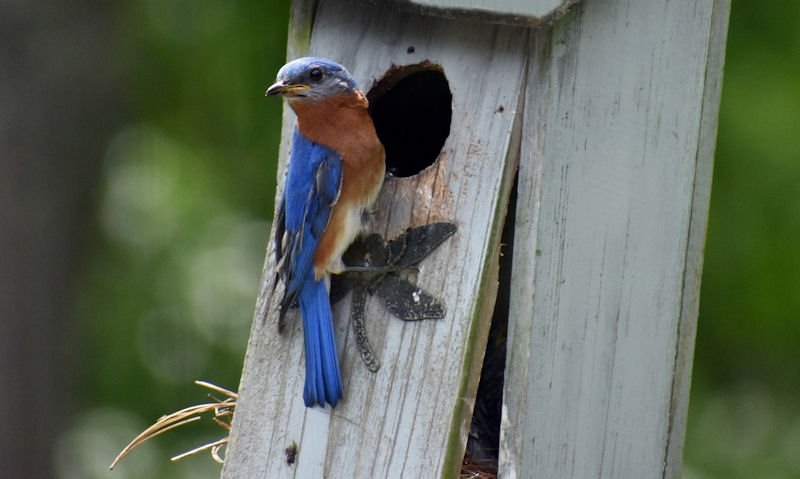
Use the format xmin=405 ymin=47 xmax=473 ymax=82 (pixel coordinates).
xmin=662 ymin=0 xmax=731 ymax=477
xmin=288 ymin=0 xmax=318 ymax=57
xmin=440 ymin=48 xmax=529 ymax=479
xmin=352 ymin=0 xmax=581 ymax=27
xmin=496 ymin=25 xmax=552 ymax=477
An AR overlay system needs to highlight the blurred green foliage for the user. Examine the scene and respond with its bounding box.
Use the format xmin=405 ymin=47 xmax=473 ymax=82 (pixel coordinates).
xmin=59 ymin=0 xmax=799 ymax=478
xmin=61 ymin=1 xmax=289 ymax=478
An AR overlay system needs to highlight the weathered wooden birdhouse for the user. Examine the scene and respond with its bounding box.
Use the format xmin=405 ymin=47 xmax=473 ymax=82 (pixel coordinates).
xmin=223 ymin=0 xmax=729 ymax=477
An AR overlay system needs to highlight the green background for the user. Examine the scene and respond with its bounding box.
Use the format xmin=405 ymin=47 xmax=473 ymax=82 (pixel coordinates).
xmin=21 ymin=1 xmax=799 ymax=477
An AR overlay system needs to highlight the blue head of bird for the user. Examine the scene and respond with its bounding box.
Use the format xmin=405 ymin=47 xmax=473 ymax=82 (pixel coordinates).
xmin=266 ymin=57 xmax=359 ymax=102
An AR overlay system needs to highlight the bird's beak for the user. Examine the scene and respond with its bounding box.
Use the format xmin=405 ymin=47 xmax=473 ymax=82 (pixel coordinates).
xmin=266 ymin=80 xmax=310 ymax=97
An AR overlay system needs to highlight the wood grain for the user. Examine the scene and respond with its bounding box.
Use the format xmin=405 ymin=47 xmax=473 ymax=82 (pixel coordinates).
xmin=499 ymin=0 xmax=729 ymax=478
xmin=224 ymin=0 xmax=729 ymax=477
xmin=222 ymin=1 xmax=526 ymax=477
xmin=368 ymin=0 xmax=580 ymax=26
xmin=405 ymin=0 xmax=575 ymax=20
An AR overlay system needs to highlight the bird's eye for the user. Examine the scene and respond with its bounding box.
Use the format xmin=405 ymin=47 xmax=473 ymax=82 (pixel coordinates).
xmin=309 ymin=68 xmax=323 ymax=82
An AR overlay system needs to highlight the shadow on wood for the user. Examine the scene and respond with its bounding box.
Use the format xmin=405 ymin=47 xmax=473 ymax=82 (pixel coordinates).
xmin=222 ymin=0 xmax=729 ymax=477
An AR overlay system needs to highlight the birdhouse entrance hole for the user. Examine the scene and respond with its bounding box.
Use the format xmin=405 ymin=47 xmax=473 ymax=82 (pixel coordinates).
xmin=367 ymin=62 xmax=452 ymax=177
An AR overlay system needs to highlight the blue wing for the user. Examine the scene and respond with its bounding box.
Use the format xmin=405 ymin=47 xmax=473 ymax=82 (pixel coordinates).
xmin=275 ymin=128 xmax=343 ymax=318
xmin=274 ymin=128 xmax=344 ymax=407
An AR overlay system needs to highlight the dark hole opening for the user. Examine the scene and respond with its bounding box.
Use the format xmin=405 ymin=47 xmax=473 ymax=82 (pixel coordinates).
xmin=367 ymin=64 xmax=452 ymax=177
xmin=464 ymin=173 xmax=516 ymax=473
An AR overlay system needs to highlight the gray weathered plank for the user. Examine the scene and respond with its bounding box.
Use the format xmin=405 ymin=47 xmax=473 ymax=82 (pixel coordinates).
xmin=663 ymin=1 xmax=730 ymax=476
xmin=221 ymin=1 xmax=526 ymax=477
xmin=410 ymin=0 xmax=566 ymax=12
xmin=499 ymin=0 xmax=729 ymax=478
xmin=380 ymin=0 xmax=580 ymax=25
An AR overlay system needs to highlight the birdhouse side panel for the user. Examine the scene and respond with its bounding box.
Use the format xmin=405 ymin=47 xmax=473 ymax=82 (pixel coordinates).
xmin=223 ymin=0 xmax=529 ymax=477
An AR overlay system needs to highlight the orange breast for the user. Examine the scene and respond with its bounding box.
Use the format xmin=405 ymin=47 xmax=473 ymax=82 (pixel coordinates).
xmin=290 ymin=93 xmax=386 ymax=275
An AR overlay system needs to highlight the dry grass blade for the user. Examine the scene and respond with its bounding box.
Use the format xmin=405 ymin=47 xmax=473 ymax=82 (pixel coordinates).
xmin=211 ymin=441 xmax=227 ymax=464
xmin=170 ymin=437 xmax=229 ymax=462
xmin=111 ymin=379 xmax=496 ymax=476
xmin=460 ymin=452 xmax=497 ymax=479
xmin=195 ymin=380 xmax=238 ymax=399
xmin=109 ymin=380 xmax=237 ymax=470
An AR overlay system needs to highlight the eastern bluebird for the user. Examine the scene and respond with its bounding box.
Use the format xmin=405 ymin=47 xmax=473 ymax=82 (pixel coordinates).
xmin=266 ymin=57 xmax=385 ymax=408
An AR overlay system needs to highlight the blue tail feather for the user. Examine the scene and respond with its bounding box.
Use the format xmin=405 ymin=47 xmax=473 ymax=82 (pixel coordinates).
xmin=299 ymin=273 xmax=342 ymax=407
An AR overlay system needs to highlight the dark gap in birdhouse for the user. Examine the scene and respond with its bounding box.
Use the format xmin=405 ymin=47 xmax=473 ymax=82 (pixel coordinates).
xmin=464 ymin=173 xmax=517 ymax=474
xmin=367 ymin=62 xmax=451 ymax=177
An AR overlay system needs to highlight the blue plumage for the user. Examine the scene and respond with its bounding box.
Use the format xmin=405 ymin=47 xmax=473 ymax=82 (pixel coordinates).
xmin=299 ymin=271 xmax=342 ymax=406
xmin=275 ymin=129 xmax=344 ymax=407
xmin=266 ymin=57 xmax=359 ymax=101
xmin=277 ymin=57 xmax=358 ymax=90
xmin=267 ymin=57 xmax=385 ymax=408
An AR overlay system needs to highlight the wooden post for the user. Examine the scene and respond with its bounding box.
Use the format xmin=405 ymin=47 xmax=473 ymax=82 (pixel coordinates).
xmin=222 ymin=0 xmax=729 ymax=477
xmin=223 ymin=1 xmax=527 ymax=477
xmin=500 ymin=1 xmax=730 ymax=478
